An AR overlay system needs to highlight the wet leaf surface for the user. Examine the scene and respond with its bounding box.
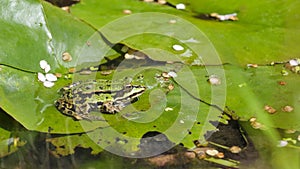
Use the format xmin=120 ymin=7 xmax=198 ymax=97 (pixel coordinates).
xmin=1 ymin=0 xmax=300 ymax=168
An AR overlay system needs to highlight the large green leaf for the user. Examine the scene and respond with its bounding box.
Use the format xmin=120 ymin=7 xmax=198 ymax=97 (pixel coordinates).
xmin=71 ymin=0 xmax=300 ymax=129
xmin=0 ymin=65 xmax=109 ymax=133
xmin=0 ymin=0 xmax=112 ymax=133
xmin=225 ymin=65 xmax=300 ymax=130
xmin=68 ymin=0 xmax=300 ymax=160
xmin=1 ymin=0 xmax=300 ymax=168
xmin=168 ymin=0 xmax=300 ymax=64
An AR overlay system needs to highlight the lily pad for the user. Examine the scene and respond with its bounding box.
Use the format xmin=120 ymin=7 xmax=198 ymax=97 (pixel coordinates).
xmin=225 ymin=64 xmax=300 ymax=130
xmin=0 ymin=65 xmax=108 ymax=133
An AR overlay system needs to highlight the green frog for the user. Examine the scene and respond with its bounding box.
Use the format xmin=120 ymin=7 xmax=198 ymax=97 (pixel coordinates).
xmin=55 ymin=79 xmax=146 ymax=121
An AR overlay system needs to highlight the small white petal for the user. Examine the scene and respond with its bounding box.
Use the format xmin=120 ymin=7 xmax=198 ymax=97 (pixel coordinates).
xmin=176 ymin=3 xmax=186 ymax=10
xmin=165 ymin=107 xmax=173 ymax=111
xmin=37 ymin=72 xmax=46 ymax=82
xmin=209 ymin=75 xmax=221 ymax=85
xmin=39 ymin=60 xmax=48 ymax=69
xmin=277 ymin=140 xmax=288 ymax=147
xmin=43 ymin=81 xmax=54 ymax=88
xmin=168 ymin=71 xmax=177 ymax=77
xmin=45 ymin=73 xmax=57 ymax=82
xmin=179 ymin=120 xmax=184 ymax=124
xmin=289 ymin=59 xmax=299 ymax=66
xmin=44 ymin=64 xmax=51 ymax=73
xmin=172 ymin=44 xmax=184 ymax=51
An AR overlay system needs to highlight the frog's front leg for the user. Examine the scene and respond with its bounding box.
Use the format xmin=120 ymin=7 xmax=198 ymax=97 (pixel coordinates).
xmin=98 ymin=101 xmax=120 ymax=114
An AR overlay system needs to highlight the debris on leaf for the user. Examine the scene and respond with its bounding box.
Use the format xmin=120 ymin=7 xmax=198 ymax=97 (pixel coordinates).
xmin=123 ymin=9 xmax=132 ymax=14
xmin=249 ymin=117 xmax=265 ymax=129
xmin=278 ymin=81 xmax=287 ymax=85
xmin=208 ymin=75 xmax=221 ymax=85
xmin=283 ymin=58 xmax=300 ymax=74
xmin=162 ymin=72 xmax=170 ymax=78
xmin=210 ymin=13 xmax=238 ymax=21
xmin=157 ymin=0 xmax=167 ymax=4
xmin=62 ymin=52 xmax=72 ymax=62
xmin=168 ymin=71 xmax=177 ymax=78
xmin=281 ymin=105 xmax=294 ymax=112
xmin=55 ymin=73 xmax=62 ymax=78
xmin=162 ymin=71 xmax=178 ymax=78
xmin=176 ymin=3 xmax=186 ymax=10
xmin=61 ymin=6 xmax=70 ymax=13
xmin=172 ymin=44 xmax=184 ymax=51
xmin=277 ymin=140 xmax=288 ymax=147
xmin=165 ymin=107 xmax=173 ymax=111
xmin=168 ymin=83 xmax=175 ymax=91
xmin=264 ymin=105 xmax=277 ymax=114
xmin=247 ymin=63 xmax=258 ymax=68
xmin=68 ymin=67 xmax=76 ymax=73
xmin=289 ymin=59 xmax=299 ymax=66
xmin=142 ymin=0 xmax=166 ymax=5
